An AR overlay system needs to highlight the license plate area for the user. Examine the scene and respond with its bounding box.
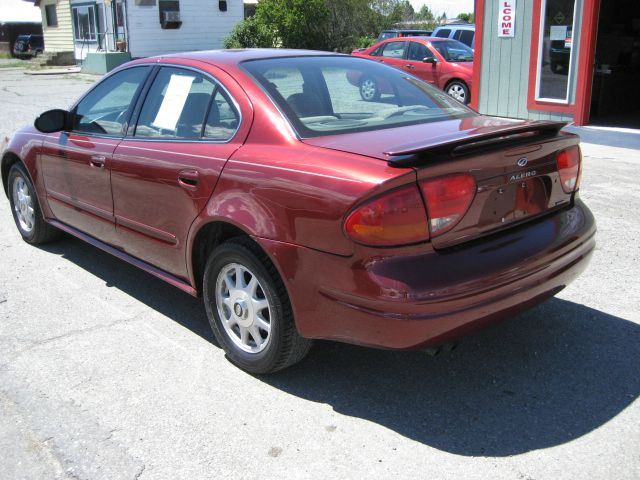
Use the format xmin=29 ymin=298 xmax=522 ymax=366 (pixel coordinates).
xmin=482 ymin=176 xmax=549 ymax=225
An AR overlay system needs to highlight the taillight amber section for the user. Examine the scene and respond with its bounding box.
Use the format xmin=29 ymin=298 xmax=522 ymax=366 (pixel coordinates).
xmin=556 ymin=146 xmax=581 ymax=193
xmin=344 ymin=185 xmax=430 ymax=246
xmin=419 ymin=174 xmax=476 ymax=237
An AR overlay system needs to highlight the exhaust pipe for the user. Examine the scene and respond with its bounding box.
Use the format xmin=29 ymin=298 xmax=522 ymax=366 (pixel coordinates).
xmin=423 ymin=342 xmax=459 ymax=357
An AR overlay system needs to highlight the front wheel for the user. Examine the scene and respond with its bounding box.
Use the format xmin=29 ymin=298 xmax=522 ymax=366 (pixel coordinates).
xmin=8 ymin=163 xmax=61 ymax=244
xmin=203 ymin=239 xmax=312 ymax=374
xmin=445 ymin=81 xmax=470 ymax=104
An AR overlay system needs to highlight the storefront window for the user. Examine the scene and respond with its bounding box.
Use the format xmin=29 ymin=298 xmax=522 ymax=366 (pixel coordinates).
xmin=535 ymin=0 xmax=577 ymax=103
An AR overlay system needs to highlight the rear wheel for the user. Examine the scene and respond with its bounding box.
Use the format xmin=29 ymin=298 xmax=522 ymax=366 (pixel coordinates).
xmin=8 ymin=163 xmax=61 ymax=244
xmin=203 ymin=238 xmax=312 ymax=374
xmin=445 ymin=80 xmax=470 ymax=104
xmin=359 ymin=76 xmax=380 ymax=102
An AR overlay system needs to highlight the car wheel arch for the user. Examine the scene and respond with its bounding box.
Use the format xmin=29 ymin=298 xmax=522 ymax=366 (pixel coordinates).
xmin=2 ymin=151 xmax=26 ymax=198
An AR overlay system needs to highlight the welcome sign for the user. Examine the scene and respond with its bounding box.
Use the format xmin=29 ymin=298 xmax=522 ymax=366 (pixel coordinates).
xmin=498 ymin=0 xmax=516 ymax=37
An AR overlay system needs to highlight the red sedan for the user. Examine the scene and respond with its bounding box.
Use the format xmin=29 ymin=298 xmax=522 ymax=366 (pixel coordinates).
xmin=352 ymin=37 xmax=474 ymax=104
xmin=1 ymin=50 xmax=594 ymax=373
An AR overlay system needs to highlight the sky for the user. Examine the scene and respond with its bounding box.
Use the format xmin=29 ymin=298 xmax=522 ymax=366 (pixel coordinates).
xmin=0 ymin=0 xmax=41 ymax=23
xmin=408 ymin=0 xmax=475 ymax=19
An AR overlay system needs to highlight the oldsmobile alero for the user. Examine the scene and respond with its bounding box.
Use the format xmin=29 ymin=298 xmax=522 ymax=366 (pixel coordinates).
xmin=1 ymin=49 xmax=596 ymax=373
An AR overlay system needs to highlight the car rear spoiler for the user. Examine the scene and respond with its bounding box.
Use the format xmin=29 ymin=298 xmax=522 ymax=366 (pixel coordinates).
xmin=385 ymin=120 xmax=568 ymax=168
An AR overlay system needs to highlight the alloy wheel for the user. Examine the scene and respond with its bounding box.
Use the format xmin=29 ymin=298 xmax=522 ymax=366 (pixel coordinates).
xmin=12 ymin=176 xmax=35 ymax=233
xmin=447 ymin=83 xmax=467 ymax=103
xmin=215 ymin=262 xmax=272 ymax=354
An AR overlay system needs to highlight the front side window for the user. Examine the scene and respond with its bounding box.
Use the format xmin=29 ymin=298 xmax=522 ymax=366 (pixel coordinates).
xmin=434 ymin=28 xmax=451 ymax=38
xmin=535 ymin=0 xmax=577 ymax=102
xmin=381 ymin=41 xmax=406 ymax=59
xmin=242 ymin=56 xmax=474 ymax=138
xmin=73 ymin=5 xmax=96 ymax=41
xmin=73 ymin=67 xmax=149 ymax=136
xmin=407 ymin=42 xmax=434 ymax=62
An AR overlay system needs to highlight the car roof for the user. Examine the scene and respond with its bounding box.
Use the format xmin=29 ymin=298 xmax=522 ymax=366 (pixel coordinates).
xmin=382 ymin=29 xmax=430 ymax=33
xmin=387 ymin=36 xmax=456 ymax=43
xmin=434 ymin=24 xmax=475 ymax=30
xmin=135 ymin=49 xmax=346 ymax=69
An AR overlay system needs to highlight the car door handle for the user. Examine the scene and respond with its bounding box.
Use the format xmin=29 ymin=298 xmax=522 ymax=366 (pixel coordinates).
xmin=178 ymin=169 xmax=199 ymax=189
xmin=89 ymin=155 xmax=106 ymax=168
xmin=404 ymin=64 xmax=414 ymax=69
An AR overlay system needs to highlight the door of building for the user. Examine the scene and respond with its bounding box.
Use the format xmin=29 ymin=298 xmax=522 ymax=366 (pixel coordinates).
xmin=589 ymin=0 xmax=640 ymax=128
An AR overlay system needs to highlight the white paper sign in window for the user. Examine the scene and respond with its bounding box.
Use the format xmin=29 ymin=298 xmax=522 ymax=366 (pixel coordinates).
xmin=152 ymin=74 xmax=194 ymax=130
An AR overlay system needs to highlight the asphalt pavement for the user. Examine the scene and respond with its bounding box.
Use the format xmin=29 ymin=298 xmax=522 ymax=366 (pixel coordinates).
xmin=1 ymin=68 xmax=638 ymax=480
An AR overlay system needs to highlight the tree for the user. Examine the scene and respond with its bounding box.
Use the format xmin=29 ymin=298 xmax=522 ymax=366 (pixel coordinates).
xmin=416 ymin=5 xmax=434 ymax=21
xmin=457 ymin=12 xmax=474 ymax=23
xmin=223 ymin=0 xmax=417 ymax=52
xmin=223 ymin=16 xmax=275 ymax=48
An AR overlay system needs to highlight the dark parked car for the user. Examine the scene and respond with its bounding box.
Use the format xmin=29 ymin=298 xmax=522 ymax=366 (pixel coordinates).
xmin=376 ymin=29 xmax=432 ymax=42
xmin=13 ymin=34 xmax=44 ymax=58
xmin=1 ymin=50 xmax=595 ymax=374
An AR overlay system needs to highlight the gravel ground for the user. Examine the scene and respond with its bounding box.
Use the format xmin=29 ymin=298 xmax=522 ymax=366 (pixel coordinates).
xmin=0 ymin=68 xmax=639 ymax=480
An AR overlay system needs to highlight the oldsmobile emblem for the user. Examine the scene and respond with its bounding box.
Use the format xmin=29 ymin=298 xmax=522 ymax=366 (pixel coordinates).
xmin=517 ymin=157 xmax=528 ymax=167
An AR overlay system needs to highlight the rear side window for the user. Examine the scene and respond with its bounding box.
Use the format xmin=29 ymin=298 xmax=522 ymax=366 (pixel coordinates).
xmin=135 ymin=67 xmax=216 ymax=140
xmin=381 ymin=41 xmax=406 ymax=58
xmin=203 ymin=89 xmax=240 ymax=141
xmin=434 ymin=28 xmax=451 ymax=38
xmin=73 ymin=67 xmax=149 ymax=136
xmin=458 ymin=30 xmax=474 ymax=47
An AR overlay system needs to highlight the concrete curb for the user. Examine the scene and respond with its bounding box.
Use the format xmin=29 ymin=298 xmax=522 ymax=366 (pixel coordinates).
xmin=24 ymin=67 xmax=82 ymax=76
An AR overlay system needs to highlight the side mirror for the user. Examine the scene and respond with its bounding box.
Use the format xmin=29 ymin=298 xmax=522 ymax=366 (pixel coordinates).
xmin=423 ymin=57 xmax=438 ymax=65
xmin=34 ymin=109 xmax=69 ymax=133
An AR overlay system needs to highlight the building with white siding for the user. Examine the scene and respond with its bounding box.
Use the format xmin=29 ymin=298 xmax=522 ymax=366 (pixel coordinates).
xmin=77 ymin=0 xmax=245 ymax=59
xmin=28 ymin=0 xmax=244 ymax=64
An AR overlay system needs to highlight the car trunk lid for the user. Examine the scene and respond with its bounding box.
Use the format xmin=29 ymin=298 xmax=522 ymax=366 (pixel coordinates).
xmin=304 ymin=117 xmax=578 ymax=249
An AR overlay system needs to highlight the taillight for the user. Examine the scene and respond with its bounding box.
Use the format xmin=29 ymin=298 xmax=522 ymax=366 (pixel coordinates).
xmin=419 ymin=174 xmax=476 ymax=237
xmin=556 ymin=145 xmax=581 ymax=193
xmin=345 ymin=185 xmax=429 ymax=246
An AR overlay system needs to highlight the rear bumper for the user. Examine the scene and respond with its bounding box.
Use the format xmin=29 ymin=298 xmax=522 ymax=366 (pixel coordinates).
xmin=260 ymin=198 xmax=596 ymax=349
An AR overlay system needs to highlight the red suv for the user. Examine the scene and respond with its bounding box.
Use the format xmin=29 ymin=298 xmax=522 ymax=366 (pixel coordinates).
xmin=352 ymin=37 xmax=474 ymax=104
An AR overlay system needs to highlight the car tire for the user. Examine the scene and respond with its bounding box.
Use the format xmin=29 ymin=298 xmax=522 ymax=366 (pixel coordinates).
xmin=445 ymin=80 xmax=470 ymax=104
xmin=203 ymin=238 xmax=312 ymax=374
xmin=359 ymin=76 xmax=380 ymax=102
xmin=8 ymin=163 xmax=61 ymax=245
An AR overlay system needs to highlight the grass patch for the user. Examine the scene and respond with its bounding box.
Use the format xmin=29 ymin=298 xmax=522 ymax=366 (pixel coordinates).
xmin=0 ymin=62 xmax=25 ymax=69
xmin=0 ymin=53 xmax=14 ymax=59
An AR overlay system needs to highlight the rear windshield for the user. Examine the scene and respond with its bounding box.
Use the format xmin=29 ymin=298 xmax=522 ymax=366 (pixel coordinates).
xmin=241 ymin=56 xmax=474 ymax=138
